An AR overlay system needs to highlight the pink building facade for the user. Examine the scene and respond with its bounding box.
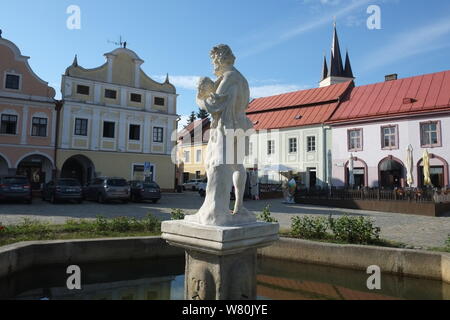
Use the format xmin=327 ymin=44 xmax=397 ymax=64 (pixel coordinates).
xmin=329 ymin=70 xmax=450 ymax=189
xmin=0 ymin=36 xmax=56 ymax=189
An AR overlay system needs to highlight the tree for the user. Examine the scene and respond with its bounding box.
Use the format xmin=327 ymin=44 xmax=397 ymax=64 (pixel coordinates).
xmin=187 ymin=111 xmax=197 ymax=125
xmin=197 ymin=108 xmax=209 ymax=120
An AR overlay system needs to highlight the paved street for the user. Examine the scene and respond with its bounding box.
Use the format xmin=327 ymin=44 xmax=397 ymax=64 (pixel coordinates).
xmin=0 ymin=192 xmax=449 ymax=249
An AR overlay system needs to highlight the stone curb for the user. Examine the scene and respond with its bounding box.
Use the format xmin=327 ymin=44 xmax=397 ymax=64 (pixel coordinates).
xmin=259 ymin=238 xmax=450 ymax=284
xmin=1 ymin=236 xmax=449 ymax=284
xmin=0 ymin=237 xmax=183 ymax=279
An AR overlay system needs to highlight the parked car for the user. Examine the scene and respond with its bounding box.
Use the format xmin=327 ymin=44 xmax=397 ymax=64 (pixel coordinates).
xmin=0 ymin=176 xmax=32 ymax=204
xmin=42 ymin=179 xmax=83 ymax=204
xmin=129 ymin=180 xmax=161 ymax=203
xmin=183 ymin=179 xmax=204 ymax=191
xmin=84 ymin=177 xmax=130 ymax=203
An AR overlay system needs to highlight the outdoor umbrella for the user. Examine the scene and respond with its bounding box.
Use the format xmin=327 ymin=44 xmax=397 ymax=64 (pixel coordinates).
xmin=348 ymin=154 xmax=355 ymax=187
xmin=263 ymin=164 xmax=295 ymax=183
xmin=406 ymin=145 xmax=414 ymax=187
xmin=423 ymin=149 xmax=432 ymax=186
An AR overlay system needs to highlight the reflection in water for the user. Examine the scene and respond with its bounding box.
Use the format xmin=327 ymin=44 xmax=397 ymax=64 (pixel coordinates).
xmin=0 ymin=256 xmax=448 ymax=300
xmin=256 ymin=258 xmax=450 ymax=300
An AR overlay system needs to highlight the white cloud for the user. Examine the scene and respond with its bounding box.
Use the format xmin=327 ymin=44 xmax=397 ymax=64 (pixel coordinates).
xmin=153 ymin=75 xmax=201 ymax=90
xmin=361 ymin=17 xmax=450 ymax=72
xmin=241 ymin=0 xmax=372 ymax=57
xmin=250 ymin=84 xmax=310 ymax=99
xmin=153 ymin=74 xmax=308 ymax=100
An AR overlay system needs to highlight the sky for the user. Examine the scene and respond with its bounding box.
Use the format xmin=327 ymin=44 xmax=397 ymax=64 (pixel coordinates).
xmin=1 ymin=0 xmax=450 ymax=127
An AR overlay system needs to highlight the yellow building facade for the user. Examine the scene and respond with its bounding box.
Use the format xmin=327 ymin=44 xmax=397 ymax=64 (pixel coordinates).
xmin=177 ymin=118 xmax=209 ymax=182
xmin=57 ymin=47 xmax=178 ymax=190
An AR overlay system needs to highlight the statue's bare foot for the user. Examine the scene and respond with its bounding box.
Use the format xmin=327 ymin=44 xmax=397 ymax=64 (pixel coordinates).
xmin=233 ymin=206 xmax=250 ymax=216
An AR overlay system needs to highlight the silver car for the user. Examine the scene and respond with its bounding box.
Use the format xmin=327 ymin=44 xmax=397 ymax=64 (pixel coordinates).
xmin=84 ymin=177 xmax=130 ymax=203
xmin=182 ymin=179 xmax=204 ymax=191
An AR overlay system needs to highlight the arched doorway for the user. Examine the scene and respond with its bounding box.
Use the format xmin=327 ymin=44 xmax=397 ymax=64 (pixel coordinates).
xmin=16 ymin=154 xmax=54 ymax=190
xmin=0 ymin=155 xmax=9 ymax=176
xmin=61 ymin=155 xmax=95 ymax=185
xmin=417 ymin=154 xmax=449 ymax=188
xmin=345 ymin=157 xmax=368 ymax=188
xmin=378 ymin=156 xmax=405 ymax=189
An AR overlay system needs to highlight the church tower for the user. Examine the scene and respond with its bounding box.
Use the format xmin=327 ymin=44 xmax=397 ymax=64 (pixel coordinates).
xmin=319 ymin=22 xmax=355 ymax=88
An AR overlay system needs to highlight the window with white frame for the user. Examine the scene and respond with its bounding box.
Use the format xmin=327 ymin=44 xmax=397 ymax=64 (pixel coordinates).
xmin=184 ymin=151 xmax=190 ymax=163
xmin=0 ymin=114 xmax=18 ymax=134
xmin=420 ymin=121 xmax=441 ymax=147
xmin=74 ymin=118 xmax=88 ymax=136
xmin=31 ymin=117 xmax=48 ymax=137
xmin=196 ymin=149 xmax=202 ymax=163
xmin=153 ymin=127 xmax=164 ymax=143
xmin=381 ymin=125 xmax=398 ymax=149
xmin=267 ymin=140 xmax=275 ymax=155
xmin=307 ymin=136 xmax=316 ymax=152
xmin=347 ymin=129 xmax=363 ymax=152
xmin=289 ymin=138 xmax=297 ymax=153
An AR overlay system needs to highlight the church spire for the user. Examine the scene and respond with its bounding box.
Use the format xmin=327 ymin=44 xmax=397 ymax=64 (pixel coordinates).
xmin=328 ymin=22 xmax=344 ymax=77
xmin=344 ymin=50 xmax=354 ymax=78
xmin=321 ymin=54 xmax=328 ymax=81
xmin=319 ymin=21 xmax=355 ymax=87
xmin=72 ymin=54 xmax=78 ymax=67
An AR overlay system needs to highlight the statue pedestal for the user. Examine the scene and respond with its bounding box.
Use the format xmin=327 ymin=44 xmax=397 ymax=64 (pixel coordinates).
xmin=161 ymin=220 xmax=279 ymax=300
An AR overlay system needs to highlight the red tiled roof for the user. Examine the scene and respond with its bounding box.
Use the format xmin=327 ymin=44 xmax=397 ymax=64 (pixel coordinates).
xmin=329 ymin=70 xmax=450 ymax=123
xmin=248 ymin=102 xmax=338 ymax=130
xmin=178 ymin=118 xmax=210 ymax=144
xmin=247 ymin=81 xmax=352 ymax=113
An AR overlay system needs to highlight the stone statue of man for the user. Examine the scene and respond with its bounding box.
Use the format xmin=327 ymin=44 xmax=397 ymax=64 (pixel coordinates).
xmin=185 ymin=44 xmax=256 ymax=226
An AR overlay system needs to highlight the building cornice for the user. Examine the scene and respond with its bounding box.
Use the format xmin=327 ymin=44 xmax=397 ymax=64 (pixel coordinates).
xmin=327 ymin=108 xmax=450 ymax=127
xmin=63 ymin=101 xmax=179 ymax=119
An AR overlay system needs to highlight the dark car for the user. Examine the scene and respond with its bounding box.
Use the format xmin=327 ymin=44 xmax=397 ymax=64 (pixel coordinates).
xmin=129 ymin=180 xmax=161 ymax=203
xmin=84 ymin=177 xmax=129 ymax=203
xmin=42 ymin=179 xmax=83 ymax=204
xmin=0 ymin=176 xmax=32 ymax=204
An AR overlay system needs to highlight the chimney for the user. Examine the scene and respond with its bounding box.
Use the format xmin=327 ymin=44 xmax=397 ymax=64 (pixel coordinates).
xmin=385 ymin=74 xmax=398 ymax=82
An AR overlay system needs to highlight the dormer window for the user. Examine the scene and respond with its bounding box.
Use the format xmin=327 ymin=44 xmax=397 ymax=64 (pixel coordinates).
xmin=5 ymin=74 xmax=20 ymax=90
xmin=154 ymin=97 xmax=165 ymax=106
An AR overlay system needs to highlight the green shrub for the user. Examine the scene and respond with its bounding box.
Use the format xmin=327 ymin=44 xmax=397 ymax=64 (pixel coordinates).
xmin=110 ymin=216 xmax=133 ymax=232
xmin=289 ymin=214 xmax=381 ymax=245
xmin=63 ymin=219 xmax=93 ymax=233
xmin=142 ymin=214 xmax=161 ymax=233
xmin=257 ymin=205 xmax=278 ymax=223
xmin=291 ymin=216 xmax=328 ymax=240
xmin=446 ymin=235 xmax=450 ymax=249
xmin=329 ymin=215 xmax=380 ymax=245
xmin=171 ymin=209 xmax=185 ymax=220
xmin=93 ymin=216 xmax=109 ymax=232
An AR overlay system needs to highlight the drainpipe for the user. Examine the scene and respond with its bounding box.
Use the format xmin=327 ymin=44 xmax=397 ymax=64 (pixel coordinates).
xmin=54 ymin=100 xmax=64 ymax=180
xmin=322 ymin=124 xmax=328 ymax=189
